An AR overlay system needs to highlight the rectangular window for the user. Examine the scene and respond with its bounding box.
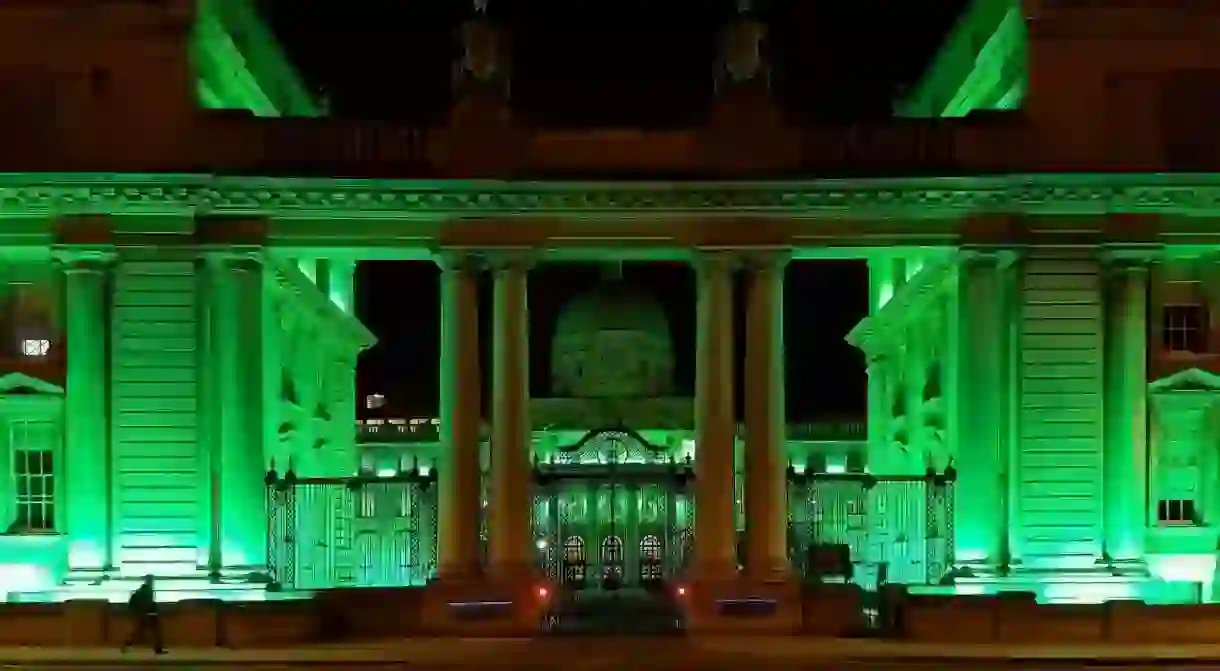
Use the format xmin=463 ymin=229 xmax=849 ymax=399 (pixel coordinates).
xmin=1157 ymin=498 xmax=1196 ymax=525
xmin=14 ymin=449 xmax=54 ymax=531
xmin=19 ymin=338 xmax=50 ymax=357
xmin=11 ymin=420 xmax=57 ymax=533
xmin=1163 ymin=304 xmax=1207 ymax=353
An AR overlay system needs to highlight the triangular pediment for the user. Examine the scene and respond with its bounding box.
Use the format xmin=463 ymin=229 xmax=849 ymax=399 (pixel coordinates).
xmin=1149 ymin=367 xmax=1220 ymax=394
xmin=0 ymin=372 xmax=64 ymax=396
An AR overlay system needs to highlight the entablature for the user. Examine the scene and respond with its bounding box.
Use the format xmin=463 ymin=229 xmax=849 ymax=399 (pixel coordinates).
xmin=5 ymin=174 xmax=1220 ymax=256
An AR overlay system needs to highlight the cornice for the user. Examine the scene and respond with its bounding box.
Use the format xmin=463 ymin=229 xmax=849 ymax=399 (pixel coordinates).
xmin=5 ymin=173 xmax=1220 ymax=220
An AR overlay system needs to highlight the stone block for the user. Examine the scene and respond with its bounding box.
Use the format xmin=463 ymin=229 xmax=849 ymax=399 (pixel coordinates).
xmin=1109 ymin=602 xmax=1220 ymax=644
xmin=420 ymin=578 xmax=549 ymax=637
xmin=61 ymin=599 xmax=108 ymax=646
xmin=314 ymin=587 xmax=426 ymax=640
xmin=219 ymin=600 xmax=319 ymax=648
xmin=162 ymin=599 xmax=221 ymax=647
xmin=801 ymin=583 xmax=865 ymax=637
xmin=679 ymin=578 xmax=803 ymax=635
xmin=996 ymin=601 xmax=1107 ymax=643
xmin=902 ymin=594 xmax=1000 ymax=642
xmin=0 ymin=603 xmax=63 ymax=646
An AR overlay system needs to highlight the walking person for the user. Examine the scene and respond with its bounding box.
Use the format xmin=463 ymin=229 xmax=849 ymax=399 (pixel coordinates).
xmin=121 ymin=575 xmax=166 ymax=655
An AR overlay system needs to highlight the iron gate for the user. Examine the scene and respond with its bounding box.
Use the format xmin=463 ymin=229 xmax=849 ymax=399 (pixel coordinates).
xmin=266 ymin=470 xmax=438 ymax=590
xmin=789 ymin=469 xmax=955 ymax=590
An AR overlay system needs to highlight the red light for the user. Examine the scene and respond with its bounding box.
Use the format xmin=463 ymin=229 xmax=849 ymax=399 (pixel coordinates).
xmin=537 ymin=587 xmax=549 ymax=599
xmin=676 ymin=586 xmax=686 ymax=596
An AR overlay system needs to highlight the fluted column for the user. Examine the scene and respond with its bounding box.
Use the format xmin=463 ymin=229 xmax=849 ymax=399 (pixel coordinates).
xmin=488 ymin=252 xmax=534 ymax=582
xmin=59 ymin=248 xmax=114 ymax=574
xmin=435 ymin=253 xmax=483 ymax=581
xmin=1104 ymin=261 xmax=1149 ymax=570
xmin=210 ymin=252 xmax=269 ymax=572
xmin=693 ymin=251 xmax=738 ymax=582
xmin=742 ymin=252 xmax=790 ymax=582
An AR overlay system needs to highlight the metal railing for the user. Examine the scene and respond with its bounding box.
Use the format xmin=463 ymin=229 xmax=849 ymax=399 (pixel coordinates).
xmin=266 ymin=470 xmax=438 ymax=591
xmin=789 ymin=470 xmax=956 ymax=590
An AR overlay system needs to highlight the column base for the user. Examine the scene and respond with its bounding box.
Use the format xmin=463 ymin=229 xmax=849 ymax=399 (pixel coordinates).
xmin=677 ymin=575 xmax=802 ymax=635
xmin=1107 ymin=557 xmax=1150 ymax=578
xmin=421 ymin=570 xmax=552 ymax=636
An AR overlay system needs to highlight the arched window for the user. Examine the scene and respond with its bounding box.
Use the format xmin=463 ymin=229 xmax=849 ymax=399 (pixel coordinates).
xmin=563 ymin=536 xmax=585 ymax=563
xmin=601 ymin=535 xmax=623 ymax=564
xmin=640 ymin=535 xmax=663 ymax=582
xmin=640 ymin=535 xmax=662 ymax=561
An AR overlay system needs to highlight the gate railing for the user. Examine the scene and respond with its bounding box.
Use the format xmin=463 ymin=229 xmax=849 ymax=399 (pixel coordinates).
xmin=788 ymin=468 xmax=956 ymax=590
xmin=266 ymin=469 xmax=438 ymax=591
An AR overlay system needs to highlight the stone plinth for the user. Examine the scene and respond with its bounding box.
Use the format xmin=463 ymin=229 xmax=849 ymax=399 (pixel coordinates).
xmin=421 ymin=576 xmax=552 ymax=637
xmin=679 ymin=577 xmax=802 ymax=634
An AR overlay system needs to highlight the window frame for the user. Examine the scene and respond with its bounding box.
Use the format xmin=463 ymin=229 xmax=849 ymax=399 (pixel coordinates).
xmin=1163 ymin=303 xmax=1208 ymax=354
xmin=0 ymin=390 xmax=63 ymax=536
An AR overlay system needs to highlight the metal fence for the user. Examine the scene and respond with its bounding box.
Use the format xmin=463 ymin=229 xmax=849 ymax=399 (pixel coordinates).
xmin=266 ymin=473 xmax=438 ymax=591
xmin=789 ymin=471 xmax=955 ymax=590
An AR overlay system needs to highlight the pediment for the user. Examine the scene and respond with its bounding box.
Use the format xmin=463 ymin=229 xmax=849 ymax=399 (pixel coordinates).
xmin=0 ymin=372 xmax=64 ymax=396
xmin=1149 ymin=367 xmax=1220 ymax=394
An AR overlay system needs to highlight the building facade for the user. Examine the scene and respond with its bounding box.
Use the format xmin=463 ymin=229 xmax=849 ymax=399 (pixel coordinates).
xmin=0 ymin=0 xmax=1218 ymax=630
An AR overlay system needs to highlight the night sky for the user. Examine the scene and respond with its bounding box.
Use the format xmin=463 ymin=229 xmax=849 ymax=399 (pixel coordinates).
xmin=258 ymin=0 xmax=968 ymax=421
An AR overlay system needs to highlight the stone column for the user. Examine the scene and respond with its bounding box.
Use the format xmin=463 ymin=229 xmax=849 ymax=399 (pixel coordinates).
xmin=210 ymin=252 xmax=269 ymax=573
xmin=693 ymin=251 xmax=738 ymax=582
xmin=435 ymin=252 xmax=483 ymax=581
xmin=488 ymin=253 xmax=534 ymax=582
xmin=59 ymin=248 xmax=114 ymax=575
xmin=950 ymin=251 xmax=1009 ymax=572
xmin=1104 ymin=262 xmax=1149 ymax=570
xmin=742 ymin=252 xmax=790 ymax=582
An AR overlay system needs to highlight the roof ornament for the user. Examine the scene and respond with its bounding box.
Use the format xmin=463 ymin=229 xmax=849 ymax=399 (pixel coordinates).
xmin=718 ymin=0 xmax=768 ymax=87
xmin=456 ymin=0 xmax=509 ymax=90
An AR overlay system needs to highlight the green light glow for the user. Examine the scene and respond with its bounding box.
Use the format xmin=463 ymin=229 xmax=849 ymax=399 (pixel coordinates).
xmin=193 ymin=0 xmax=323 ymax=117
xmin=896 ymin=0 xmax=1027 ymax=118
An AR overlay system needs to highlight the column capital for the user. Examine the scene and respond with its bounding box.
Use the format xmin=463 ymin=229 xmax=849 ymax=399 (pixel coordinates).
xmin=692 ymin=248 xmax=738 ymax=275
xmin=433 ymin=248 xmax=481 ymax=273
xmin=482 ymin=248 xmax=536 ymax=273
xmin=739 ymin=248 xmax=792 ymax=272
xmin=202 ymin=249 xmax=263 ymax=272
xmin=957 ymin=247 xmax=1019 ymax=268
xmin=52 ymin=246 xmax=115 ymax=271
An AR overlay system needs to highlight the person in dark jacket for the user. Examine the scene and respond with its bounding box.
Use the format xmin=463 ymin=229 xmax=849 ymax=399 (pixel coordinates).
xmin=121 ymin=575 xmax=165 ymax=654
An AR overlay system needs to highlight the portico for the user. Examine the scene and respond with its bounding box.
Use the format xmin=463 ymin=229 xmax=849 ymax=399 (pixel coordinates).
xmin=419 ymin=245 xmax=801 ymax=632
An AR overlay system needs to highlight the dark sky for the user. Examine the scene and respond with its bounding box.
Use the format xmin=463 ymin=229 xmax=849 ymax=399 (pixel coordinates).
xmin=258 ymin=0 xmax=968 ymax=421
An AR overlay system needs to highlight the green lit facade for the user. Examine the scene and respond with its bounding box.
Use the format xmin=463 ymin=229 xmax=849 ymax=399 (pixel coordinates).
xmin=0 ymin=0 xmax=1217 ymax=615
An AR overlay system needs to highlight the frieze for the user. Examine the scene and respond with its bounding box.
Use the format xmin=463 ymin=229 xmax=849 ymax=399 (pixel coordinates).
xmin=3 ymin=174 xmax=1220 ymax=219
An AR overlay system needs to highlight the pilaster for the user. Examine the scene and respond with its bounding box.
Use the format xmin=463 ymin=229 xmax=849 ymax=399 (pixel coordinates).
xmin=55 ymin=246 xmax=115 ymax=576
xmin=1104 ymin=260 xmax=1150 ymax=572
xmin=950 ymin=250 xmax=1012 ymax=573
xmin=205 ymin=250 xmax=270 ymax=574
